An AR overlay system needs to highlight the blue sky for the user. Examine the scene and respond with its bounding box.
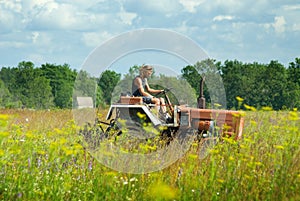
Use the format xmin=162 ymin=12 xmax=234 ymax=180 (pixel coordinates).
xmin=1 ymin=0 xmax=299 ymax=75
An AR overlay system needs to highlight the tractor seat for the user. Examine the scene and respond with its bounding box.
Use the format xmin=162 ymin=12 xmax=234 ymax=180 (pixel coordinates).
xmin=119 ymin=96 xmax=143 ymax=104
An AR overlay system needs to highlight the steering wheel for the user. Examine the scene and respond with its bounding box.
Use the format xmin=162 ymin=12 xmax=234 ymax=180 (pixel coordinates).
xmin=157 ymin=87 xmax=173 ymax=96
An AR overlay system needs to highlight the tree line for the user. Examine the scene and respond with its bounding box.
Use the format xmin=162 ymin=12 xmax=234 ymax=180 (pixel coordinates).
xmin=182 ymin=58 xmax=300 ymax=110
xmin=0 ymin=58 xmax=299 ymax=110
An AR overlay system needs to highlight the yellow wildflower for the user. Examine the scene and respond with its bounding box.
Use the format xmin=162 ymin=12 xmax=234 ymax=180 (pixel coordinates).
xmin=148 ymin=181 xmax=178 ymax=200
xmin=274 ymin=145 xmax=284 ymax=150
xmin=0 ymin=114 xmax=9 ymax=120
xmin=0 ymin=149 xmax=4 ymax=156
xmin=261 ymin=106 xmax=273 ymax=111
xmin=137 ymin=112 xmax=146 ymax=120
xmin=236 ymin=96 xmax=244 ymax=102
xmin=188 ymin=154 xmax=198 ymax=159
xmin=217 ymin=179 xmax=225 ymax=183
xmin=0 ymin=131 xmax=9 ymax=137
xmin=244 ymin=104 xmax=257 ymax=111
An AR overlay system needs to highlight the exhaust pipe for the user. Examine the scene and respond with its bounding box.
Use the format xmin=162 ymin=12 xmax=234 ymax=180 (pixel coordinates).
xmin=197 ymin=76 xmax=206 ymax=109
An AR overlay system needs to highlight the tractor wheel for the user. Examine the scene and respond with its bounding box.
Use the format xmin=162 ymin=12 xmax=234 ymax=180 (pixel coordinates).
xmin=198 ymin=137 xmax=219 ymax=159
xmin=196 ymin=120 xmax=219 ymax=159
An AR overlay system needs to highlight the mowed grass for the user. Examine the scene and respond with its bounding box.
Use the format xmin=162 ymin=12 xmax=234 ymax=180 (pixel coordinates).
xmin=0 ymin=108 xmax=299 ymax=201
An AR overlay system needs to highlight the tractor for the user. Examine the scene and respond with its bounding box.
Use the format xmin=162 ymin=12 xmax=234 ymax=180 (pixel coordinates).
xmin=79 ymin=77 xmax=245 ymax=159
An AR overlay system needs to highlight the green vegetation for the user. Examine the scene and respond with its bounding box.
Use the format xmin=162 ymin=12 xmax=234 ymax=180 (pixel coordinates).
xmin=1 ymin=56 xmax=299 ymax=200
xmin=1 ymin=58 xmax=300 ymax=110
xmin=0 ymin=108 xmax=299 ymax=200
xmin=181 ymin=58 xmax=300 ymax=110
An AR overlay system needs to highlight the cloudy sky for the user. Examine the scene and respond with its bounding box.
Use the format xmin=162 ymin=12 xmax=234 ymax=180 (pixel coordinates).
xmin=1 ymin=0 xmax=299 ymax=73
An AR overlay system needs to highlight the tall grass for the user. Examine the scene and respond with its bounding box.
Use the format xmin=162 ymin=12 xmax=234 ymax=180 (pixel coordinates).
xmin=0 ymin=108 xmax=299 ymax=200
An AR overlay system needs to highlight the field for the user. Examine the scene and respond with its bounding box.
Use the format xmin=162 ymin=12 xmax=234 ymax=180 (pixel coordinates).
xmin=0 ymin=108 xmax=299 ymax=200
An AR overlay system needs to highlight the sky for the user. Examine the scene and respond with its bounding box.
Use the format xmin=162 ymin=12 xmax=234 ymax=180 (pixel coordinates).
xmin=1 ymin=0 xmax=300 ymax=75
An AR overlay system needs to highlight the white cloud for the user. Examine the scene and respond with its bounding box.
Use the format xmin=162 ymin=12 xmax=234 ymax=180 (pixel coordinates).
xmin=31 ymin=32 xmax=52 ymax=47
xmin=0 ymin=0 xmax=22 ymax=13
xmin=0 ymin=0 xmax=299 ymax=69
xmin=123 ymin=0 xmax=181 ymax=15
xmin=174 ymin=21 xmax=189 ymax=34
xmin=179 ymin=0 xmax=205 ymax=13
xmin=23 ymin=1 xmax=136 ymax=32
xmin=22 ymin=0 xmax=54 ymax=10
xmin=30 ymin=3 xmax=81 ymax=30
xmin=0 ymin=9 xmax=15 ymax=32
xmin=142 ymin=0 xmax=179 ymax=13
xmin=118 ymin=9 xmax=137 ymax=25
xmin=273 ymin=16 xmax=286 ymax=34
xmin=27 ymin=53 xmax=46 ymax=65
xmin=81 ymin=31 xmax=112 ymax=47
xmin=213 ymin=15 xmax=235 ymax=22
xmin=31 ymin=32 xmax=39 ymax=43
xmin=0 ymin=41 xmax=25 ymax=48
xmin=292 ymin=23 xmax=300 ymax=31
xmin=55 ymin=0 xmax=97 ymax=9
xmin=282 ymin=4 xmax=300 ymax=11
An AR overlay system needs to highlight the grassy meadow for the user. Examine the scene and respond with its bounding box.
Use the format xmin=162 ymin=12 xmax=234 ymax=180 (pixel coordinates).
xmin=0 ymin=108 xmax=299 ymax=200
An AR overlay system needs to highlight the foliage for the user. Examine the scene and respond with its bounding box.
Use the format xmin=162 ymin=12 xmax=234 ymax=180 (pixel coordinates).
xmin=0 ymin=62 xmax=54 ymax=108
xmin=98 ymin=70 xmax=121 ymax=105
xmin=73 ymin=70 xmax=100 ymax=107
xmin=27 ymin=76 xmax=54 ymax=109
xmin=181 ymin=65 xmax=201 ymax=96
xmin=41 ymin=63 xmax=77 ymax=108
xmin=194 ymin=59 xmax=226 ymax=108
xmin=0 ymin=79 xmax=12 ymax=108
xmin=151 ymin=75 xmax=197 ymax=107
xmin=0 ymin=108 xmax=299 ymax=200
xmin=1 ymin=57 xmax=300 ymax=110
xmin=111 ymin=65 xmax=197 ymax=106
xmin=181 ymin=58 xmax=300 ymax=110
xmin=73 ymin=70 xmax=97 ymax=98
xmin=111 ymin=65 xmax=140 ymax=103
xmin=284 ymin=58 xmax=300 ymax=109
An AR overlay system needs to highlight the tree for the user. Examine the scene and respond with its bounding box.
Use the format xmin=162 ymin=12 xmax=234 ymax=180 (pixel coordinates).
xmin=14 ymin=62 xmax=54 ymax=108
xmin=220 ymin=60 xmax=269 ymax=109
xmin=15 ymin=61 xmax=36 ymax=107
xmin=41 ymin=63 xmax=77 ymax=108
xmin=287 ymin=58 xmax=300 ymax=86
xmin=181 ymin=65 xmax=200 ymax=96
xmin=240 ymin=62 xmax=266 ymax=108
xmin=111 ymin=65 xmax=140 ymax=103
xmin=73 ymin=70 xmax=97 ymax=97
xmin=98 ymin=70 xmax=121 ymax=105
xmin=220 ymin=60 xmax=245 ymax=109
xmin=128 ymin=65 xmax=140 ymax=77
xmin=0 ymin=67 xmax=19 ymax=107
xmin=0 ymin=67 xmax=17 ymax=95
xmin=260 ymin=60 xmax=287 ymax=110
xmin=0 ymin=79 xmax=12 ymax=108
xmin=194 ymin=59 xmax=225 ymax=108
xmin=284 ymin=58 xmax=300 ymax=108
xmin=182 ymin=59 xmax=226 ymax=108
xmin=27 ymin=75 xmax=54 ymax=109
xmin=73 ymin=70 xmax=101 ymax=107
xmin=0 ymin=61 xmax=56 ymax=109
xmin=153 ymin=75 xmax=197 ymax=107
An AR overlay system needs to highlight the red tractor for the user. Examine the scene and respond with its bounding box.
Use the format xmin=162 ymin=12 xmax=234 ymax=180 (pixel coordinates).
xmin=80 ymin=77 xmax=244 ymax=159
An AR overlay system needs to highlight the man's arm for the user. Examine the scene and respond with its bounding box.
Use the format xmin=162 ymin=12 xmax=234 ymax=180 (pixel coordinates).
xmin=145 ymin=83 xmax=163 ymax=94
xmin=135 ymin=77 xmax=152 ymax=97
